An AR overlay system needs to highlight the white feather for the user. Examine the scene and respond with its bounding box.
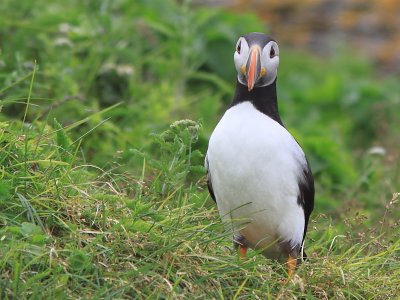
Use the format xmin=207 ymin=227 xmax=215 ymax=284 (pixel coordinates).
xmin=207 ymin=102 xmax=307 ymax=257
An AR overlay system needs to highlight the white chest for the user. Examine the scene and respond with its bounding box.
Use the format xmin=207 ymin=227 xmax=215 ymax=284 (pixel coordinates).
xmin=207 ymin=102 xmax=306 ymax=252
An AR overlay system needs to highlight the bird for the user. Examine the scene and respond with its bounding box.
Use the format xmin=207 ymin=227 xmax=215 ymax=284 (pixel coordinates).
xmin=205 ymin=32 xmax=314 ymax=278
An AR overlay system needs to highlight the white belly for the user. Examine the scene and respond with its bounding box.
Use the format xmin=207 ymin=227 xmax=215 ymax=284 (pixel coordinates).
xmin=207 ymin=102 xmax=306 ymax=255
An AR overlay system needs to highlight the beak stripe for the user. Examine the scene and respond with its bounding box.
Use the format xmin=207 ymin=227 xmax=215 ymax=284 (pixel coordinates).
xmin=246 ymin=47 xmax=261 ymax=91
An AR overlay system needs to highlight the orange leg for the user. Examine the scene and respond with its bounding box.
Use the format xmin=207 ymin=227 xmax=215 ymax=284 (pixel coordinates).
xmin=287 ymin=255 xmax=297 ymax=278
xmin=238 ymin=245 xmax=248 ymax=258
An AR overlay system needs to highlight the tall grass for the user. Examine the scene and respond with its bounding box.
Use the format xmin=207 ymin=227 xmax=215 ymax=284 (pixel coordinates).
xmin=0 ymin=103 xmax=398 ymax=298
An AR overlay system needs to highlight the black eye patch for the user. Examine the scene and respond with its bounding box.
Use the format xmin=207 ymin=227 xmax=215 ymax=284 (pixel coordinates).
xmin=270 ymin=47 xmax=276 ymax=58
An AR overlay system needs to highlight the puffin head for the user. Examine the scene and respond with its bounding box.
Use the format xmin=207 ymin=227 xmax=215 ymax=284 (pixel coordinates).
xmin=234 ymin=32 xmax=279 ymax=91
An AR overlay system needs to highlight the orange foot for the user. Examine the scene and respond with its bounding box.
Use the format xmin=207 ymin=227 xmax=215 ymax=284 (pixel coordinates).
xmin=287 ymin=255 xmax=297 ymax=278
xmin=238 ymin=245 xmax=248 ymax=258
xmin=279 ymin=255 xmax=297 ymax=284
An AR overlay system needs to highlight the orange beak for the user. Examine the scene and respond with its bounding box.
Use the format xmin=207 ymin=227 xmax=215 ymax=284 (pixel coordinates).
xmin=246 ymin=46 xmax=261 ymax=91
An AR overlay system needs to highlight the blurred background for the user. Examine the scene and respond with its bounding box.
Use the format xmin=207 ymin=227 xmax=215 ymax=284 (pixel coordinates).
xmin=0 ymin=0 xmax=399 ymax=219
xmin=199 ymin=0 xmax=400 ymax=75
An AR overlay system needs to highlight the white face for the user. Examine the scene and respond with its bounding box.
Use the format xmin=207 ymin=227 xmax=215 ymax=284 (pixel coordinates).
xmin=234 ymin=37 xmax=280 ymax=88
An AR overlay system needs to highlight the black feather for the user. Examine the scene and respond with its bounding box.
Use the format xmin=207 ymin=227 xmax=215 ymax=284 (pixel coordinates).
xmin=231 ymin=79 xmax=283 ymax=126
xmin=205 ymin=156 xmax=216 ymax=203
xmin=297 ymin=163 xmax=315 ymax=257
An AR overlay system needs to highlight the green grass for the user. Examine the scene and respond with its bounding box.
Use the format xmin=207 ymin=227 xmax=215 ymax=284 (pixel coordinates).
xmin=0 ymin=0 xmax=399 ymax=299
xmin=0 ymin=116 xmax=398 ymax=299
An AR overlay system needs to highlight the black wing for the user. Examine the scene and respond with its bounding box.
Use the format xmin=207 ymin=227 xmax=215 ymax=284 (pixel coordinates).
xmin=298 ymin=161 xmax=315 ymax=257
xmin=205 ymin=155 xmax=216 ymax=203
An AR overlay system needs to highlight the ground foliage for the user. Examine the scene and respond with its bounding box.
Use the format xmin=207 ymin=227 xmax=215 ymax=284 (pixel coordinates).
xmin=0 ymin=0 xmax=399 ymax=299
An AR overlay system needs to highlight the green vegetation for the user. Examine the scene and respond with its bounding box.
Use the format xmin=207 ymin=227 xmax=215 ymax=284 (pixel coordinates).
xmin=0 ymin=0 xmax=399 ymax=298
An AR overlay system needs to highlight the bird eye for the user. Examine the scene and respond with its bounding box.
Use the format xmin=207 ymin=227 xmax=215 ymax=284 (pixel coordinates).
xmin=237 ymin=41 xmax=241 ymax=54
xmin=270 ymin=47 xmax=276 ymax=58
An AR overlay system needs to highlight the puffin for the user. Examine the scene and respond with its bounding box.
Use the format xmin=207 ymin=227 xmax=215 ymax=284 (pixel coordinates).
xmin=205 ymin=32 xmax=314 ymax=277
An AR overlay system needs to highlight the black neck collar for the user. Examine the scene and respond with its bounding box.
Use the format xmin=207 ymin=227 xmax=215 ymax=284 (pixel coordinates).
xmin=230 ymin=79 xmax=283 ymax=126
